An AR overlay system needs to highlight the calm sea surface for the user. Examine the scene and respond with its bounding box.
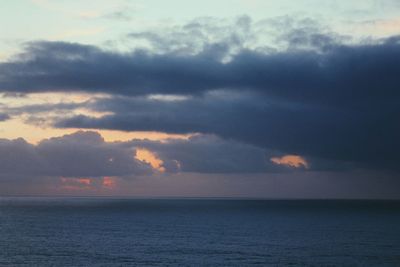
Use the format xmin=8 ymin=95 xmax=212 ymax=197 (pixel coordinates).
xmin=0 ymin=198 xmax=399 ymax=266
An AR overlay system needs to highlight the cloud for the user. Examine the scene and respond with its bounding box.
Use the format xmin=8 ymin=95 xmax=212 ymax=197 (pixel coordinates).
xmin=127 ymin=16 xmax=257 ymax=57
xmin=0 ymin=16 xmax=365 ymax=99
xmin=0 ymin=36 xmax=399 ymax=108
xmin=102 ymin=8 xmax=135 ymax=21
xmin=0 ymin=131 xmax=153 ymax=180
xmin=78 ymin=8 xmax=136 ymax=21
xmin=0 ymin=19 xmax=399 ymax=172
xmin=2 ymin=102 xmax=84 ymax=117
xmin=59 ymin=176 xmax=117 ymax=191
xmin=124 ymin=16 xmax=345 ymax=57
xmin=135 ymin=148 xmax=166 ymax=172
xmin=0 ymin=130 xmax=312 ymax=189
xmin=130 ymin=134 xmax=282 ymax=173
xmin=0 ymin=113 xmax=10 ymax=121
xmin=52 ymin=89 xmax=399 ymax=171
xmin=271 ymin=155 xmax=309 ymax=169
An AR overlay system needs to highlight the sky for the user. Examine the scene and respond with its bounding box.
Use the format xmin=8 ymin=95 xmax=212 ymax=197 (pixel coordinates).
xmin=0 ymin=0 xmax=400 ymax=198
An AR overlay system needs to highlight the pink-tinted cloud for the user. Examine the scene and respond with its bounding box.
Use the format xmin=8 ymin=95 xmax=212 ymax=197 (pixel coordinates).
xmin=271 ymin=155 xmax=309 ymax=169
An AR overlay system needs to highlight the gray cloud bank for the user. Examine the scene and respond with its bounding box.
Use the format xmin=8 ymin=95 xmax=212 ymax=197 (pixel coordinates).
xmin=0 ymin=131 xmax=152 ymax=180
xmin=0 ymin=131 xmax=309 ymax=178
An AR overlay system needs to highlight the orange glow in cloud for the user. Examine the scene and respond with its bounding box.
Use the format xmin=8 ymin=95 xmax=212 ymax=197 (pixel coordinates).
xmin=60 ymin=177 xmax=92 ymax=190
xmin=102 ymin=176 xmax=116 ymax=188
xmin=60 ymin=176 xmax=118 ymax=191
xmin=270 ymin=155 xmax=309 ymax=169
xmin=135 ymin=148 xmax=166 ymax=172
xmin=77 ymin=178 xmax=91 ymax=185
xmin=61 ymin=177 xmax=91 ymax=185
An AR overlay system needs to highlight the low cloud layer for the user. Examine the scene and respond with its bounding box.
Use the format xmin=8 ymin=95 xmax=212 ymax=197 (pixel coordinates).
xmin=0 ymin=130 xmax=314 ymax=188
xmin=130 ymin=134 xmax=306 ymax=173
xmin=0 ymin=131 xmax=152 ymax=180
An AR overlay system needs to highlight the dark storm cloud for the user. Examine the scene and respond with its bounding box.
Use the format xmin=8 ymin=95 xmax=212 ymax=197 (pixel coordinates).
xmin=0 ymin=131 xmax=152 ymax=179
xmin=54 ymin=90 xmax=398 ymax=171
xmin=0 ymin=36 xmax=399 ymax=108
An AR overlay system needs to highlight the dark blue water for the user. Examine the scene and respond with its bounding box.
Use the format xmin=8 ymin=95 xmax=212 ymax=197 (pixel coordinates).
xmin=1 ymin=198 xmax=400 ymax=266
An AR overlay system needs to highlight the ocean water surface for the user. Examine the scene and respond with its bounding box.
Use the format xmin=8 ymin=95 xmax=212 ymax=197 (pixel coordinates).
xmin=0 ymin=198 xmax=399 ymax=266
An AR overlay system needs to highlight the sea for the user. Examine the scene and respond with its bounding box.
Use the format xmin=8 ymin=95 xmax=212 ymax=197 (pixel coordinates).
xmin=0 ymin=198 xmax=399 ymax=266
